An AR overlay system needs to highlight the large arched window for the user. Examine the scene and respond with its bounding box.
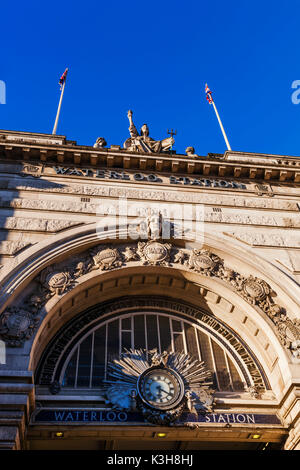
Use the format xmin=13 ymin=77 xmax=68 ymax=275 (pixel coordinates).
xmin=60 ymin=312 xmax=245 ymax=392
xmin=36 ymin=297 xmax=270 ymax=395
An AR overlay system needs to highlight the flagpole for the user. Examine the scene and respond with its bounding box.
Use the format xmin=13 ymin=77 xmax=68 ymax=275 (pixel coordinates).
xmin=52 ymin=79 xmax=66 ymax=135
xmin=52 ymin=68 xmax=68 ymax=135
xmin=211 ymin=100 xmax=231 ymax=151
xmin=205 ymin=83 xmax=232 ymax=151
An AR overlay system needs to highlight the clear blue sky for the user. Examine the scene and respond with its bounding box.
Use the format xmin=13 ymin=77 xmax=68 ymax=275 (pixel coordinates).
xmin=1 ymin=0 xmax=300 ymax=157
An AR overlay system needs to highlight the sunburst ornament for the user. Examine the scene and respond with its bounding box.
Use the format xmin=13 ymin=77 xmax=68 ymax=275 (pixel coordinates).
xmin=104 ymin=348 xmax=215 ymax=425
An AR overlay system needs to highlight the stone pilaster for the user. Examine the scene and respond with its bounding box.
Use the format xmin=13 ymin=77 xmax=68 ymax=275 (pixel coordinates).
xmin=0 ymin=371 xmax=34 ymax=450
xmin=278 ymin=384 xmax=300 ymax=450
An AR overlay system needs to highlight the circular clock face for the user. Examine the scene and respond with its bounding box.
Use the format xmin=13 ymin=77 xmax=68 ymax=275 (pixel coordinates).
xmin=137 ymin=367 xmax=184 ymax=410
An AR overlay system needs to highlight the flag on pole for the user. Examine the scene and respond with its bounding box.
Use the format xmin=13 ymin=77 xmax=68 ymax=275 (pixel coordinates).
xmin=205 ymin=83 xmax=213 ymax=104
xmin=59 ymin=68 xmax=68 ymax=89
xmin=204 ymin=82 xmax=232 ymax=151
xmin=53 ymin=67 xmax=69 ymax=135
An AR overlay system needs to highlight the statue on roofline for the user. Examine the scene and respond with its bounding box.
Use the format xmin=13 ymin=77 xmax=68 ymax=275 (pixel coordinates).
xmin=123 ymin=110 xmax=174 ymax=154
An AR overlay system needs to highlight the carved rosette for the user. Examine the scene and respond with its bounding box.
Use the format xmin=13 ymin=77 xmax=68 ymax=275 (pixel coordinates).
xmin=188 ymin=249 xmax=222 ymax=275
xmin=0 ymin=307 xmax=40 ymax=347
xmin=137 ymin=241 xmax=172 ymax=266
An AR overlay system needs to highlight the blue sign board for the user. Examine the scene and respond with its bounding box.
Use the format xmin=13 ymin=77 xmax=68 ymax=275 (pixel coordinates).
xmin=32 ymin=409 xmax=281 ymax=425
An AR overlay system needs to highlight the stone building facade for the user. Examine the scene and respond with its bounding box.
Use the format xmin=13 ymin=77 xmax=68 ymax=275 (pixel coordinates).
xmin=0 ymin=126 xmax=299 ymax=450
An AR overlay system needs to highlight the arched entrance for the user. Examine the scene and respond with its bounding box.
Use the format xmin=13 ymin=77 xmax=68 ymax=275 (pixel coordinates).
xmin=1 ymin=226 xmax=299 ymax=449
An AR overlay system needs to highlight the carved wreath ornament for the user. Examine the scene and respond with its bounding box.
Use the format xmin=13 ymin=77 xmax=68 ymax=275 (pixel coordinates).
xmin=0 ymin=242 xmax=300 ymax=357
xmin=104 ymin=348 xmax=214 ymax=426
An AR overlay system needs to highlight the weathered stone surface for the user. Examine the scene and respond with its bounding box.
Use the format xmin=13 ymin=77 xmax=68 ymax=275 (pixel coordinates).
xmin=0 ymin=241 xmax=32 ymax=255
xmin=275 ymin=251 xmax=300 ymax=273
xmin=0 ymin=197 xmax=99 ymax=214
xmin=203 ymin=212 xmax=300 ymax=228
xmin=0 ymin=217 xmax=82 ymax=232
xmin=0 ymin=178 xmax=298 ymax=211
xmin=224 ymin=231 xmax=300 ymax=248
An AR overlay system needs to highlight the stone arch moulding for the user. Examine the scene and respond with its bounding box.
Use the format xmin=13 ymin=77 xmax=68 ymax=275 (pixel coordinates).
xmin=0 ymin=223 xmax=300 ymax=379
xmin=1 ymin=221 xmax=300 ymax=313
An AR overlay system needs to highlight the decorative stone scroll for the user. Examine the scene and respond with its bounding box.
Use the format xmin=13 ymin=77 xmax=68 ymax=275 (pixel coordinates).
xmin=1 ymin=241 xmax=300 ymax=357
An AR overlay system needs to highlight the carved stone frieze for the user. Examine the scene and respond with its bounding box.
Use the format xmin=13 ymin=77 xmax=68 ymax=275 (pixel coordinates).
xmin=0 ymin=307 xmax=40 ymax=347
xmin=0 ymin=217 xmax=82 ymax=233
xmin=2 ymin=241 xmax=300 ymax=357
xmin=224 ymin=231 xmax=300 ymax=248
xmin=0 ymin=241 xmax=32 ymax=256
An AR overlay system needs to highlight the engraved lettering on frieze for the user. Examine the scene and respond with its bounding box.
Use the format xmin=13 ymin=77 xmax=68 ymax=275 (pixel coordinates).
xmin=21 ymin=163 xmax=42 ymax=178
xmin=254 ymin=184 xmax=273 ymax=196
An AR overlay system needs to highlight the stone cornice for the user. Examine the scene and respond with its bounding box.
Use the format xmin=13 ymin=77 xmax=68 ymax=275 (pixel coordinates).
xmin=1 ymin=130 xmax=300 ymax=183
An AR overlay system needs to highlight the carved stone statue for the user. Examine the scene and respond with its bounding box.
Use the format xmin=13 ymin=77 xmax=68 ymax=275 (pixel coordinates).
xmin=146 ymin=209 xmax=163 ymax=240
xmin=185 ymin=146 xmax=198 ymax=157
xmin=93 ymin=137 xmax=107 ymax=148
xmin=123 ymin=110 xmax=174 ymax=153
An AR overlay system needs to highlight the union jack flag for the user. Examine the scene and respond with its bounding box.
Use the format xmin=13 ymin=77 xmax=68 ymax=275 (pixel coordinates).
xmin=205 ymin=83 xmax=213 ymax=104
xmin=59 ymin=68 xmax=68 ymax=89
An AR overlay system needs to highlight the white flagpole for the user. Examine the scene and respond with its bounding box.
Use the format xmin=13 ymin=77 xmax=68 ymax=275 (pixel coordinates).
xmin=52 ymin=69 xmax=68 ymax=135
xmin=206 ymin=84 xmax=231 ymax=151
xmin=211 ymin=100 xmax=231 ymax=151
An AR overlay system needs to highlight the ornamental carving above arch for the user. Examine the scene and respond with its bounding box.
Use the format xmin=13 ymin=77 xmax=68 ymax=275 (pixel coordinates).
xmin=0 ymin=240 xmax=300 ymax=358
